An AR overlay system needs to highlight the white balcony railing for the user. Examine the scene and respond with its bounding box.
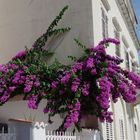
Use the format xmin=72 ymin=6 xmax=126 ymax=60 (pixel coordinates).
xmin=0 ymin=127 xmax=16 ymax=140
xmin=6 ymin=120 xmax=101 ymax=140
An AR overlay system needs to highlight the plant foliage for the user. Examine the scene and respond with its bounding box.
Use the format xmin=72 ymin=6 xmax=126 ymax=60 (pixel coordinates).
xmin=0 ymin=6 xmax=140 ymax=132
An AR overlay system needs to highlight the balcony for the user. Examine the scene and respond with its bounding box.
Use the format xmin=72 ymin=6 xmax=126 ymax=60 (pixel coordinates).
xmin=0 ymin=119 xmax=101 ymax=140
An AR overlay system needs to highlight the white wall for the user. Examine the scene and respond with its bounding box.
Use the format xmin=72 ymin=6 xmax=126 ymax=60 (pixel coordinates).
xmin=0 ymin=0 xmax=93 ymax=64
xmin=92 ymin=0 xmax=139 ymax=65
xmin=0 ymin=0 xmax=93 ymax=130
xmin=0 ymin=0 xmax=139 ymax=139
xmin=92 ymin=0 xmax=139 ymax=140
xmin=0 ymin=100 xmax=63 ymax=130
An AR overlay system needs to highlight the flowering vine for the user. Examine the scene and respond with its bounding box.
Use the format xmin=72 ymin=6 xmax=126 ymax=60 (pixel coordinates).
xmin=0 ymin=6 xmax=140 ymax=131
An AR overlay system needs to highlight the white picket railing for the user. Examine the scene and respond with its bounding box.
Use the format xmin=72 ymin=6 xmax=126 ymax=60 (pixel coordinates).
xmin=31 ymin=122 xmax=77 ymax=140
xmin=6 ymin=121 xmax=101 ymax=140
xmin=32 ymin=122 xmax=101 ymax=140
xmin=46 ymin=131 xmax=77 ymax=140
xmin=0 ymin=127 xmax=16 ymax=140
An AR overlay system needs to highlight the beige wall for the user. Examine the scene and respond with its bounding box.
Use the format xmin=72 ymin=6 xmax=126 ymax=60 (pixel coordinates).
xmin=0 ymin=0 xmax=94 ymax=130
xmin=0 ymin=0 xmax=140 ymax=139
xmin=0 ymin=0 xmax=93 ymax=64
xmin=92 ymin=0 xmax=139 ymax=140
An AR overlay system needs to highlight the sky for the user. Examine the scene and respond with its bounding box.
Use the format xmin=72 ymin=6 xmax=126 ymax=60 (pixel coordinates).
xmin=132 ymin=0 xmax=140 ymax=41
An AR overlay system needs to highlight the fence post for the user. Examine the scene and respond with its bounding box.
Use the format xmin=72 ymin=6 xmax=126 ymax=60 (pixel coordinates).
xmin=31 ymin=122 xmax=47 ymax=140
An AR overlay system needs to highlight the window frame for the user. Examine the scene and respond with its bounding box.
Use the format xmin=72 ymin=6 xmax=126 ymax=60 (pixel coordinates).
xmin=101 ymin=8 xmax=108 ymax=38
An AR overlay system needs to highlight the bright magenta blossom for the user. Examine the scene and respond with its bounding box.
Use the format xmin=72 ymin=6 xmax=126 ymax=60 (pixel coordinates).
xmin=0 ymin=38 xmax=140 ymax=131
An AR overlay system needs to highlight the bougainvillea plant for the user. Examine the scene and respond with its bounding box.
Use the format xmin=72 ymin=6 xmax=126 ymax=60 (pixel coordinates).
xmin=0 ymin=6 xmax=140 ymax=131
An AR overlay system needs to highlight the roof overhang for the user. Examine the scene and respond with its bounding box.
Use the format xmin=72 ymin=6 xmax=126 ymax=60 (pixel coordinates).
xmin=116 ymin=0 xmax=140 ymax=50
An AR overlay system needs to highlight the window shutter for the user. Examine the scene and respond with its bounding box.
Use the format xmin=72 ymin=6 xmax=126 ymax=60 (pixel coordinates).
xmin=114 ymin=30 xmax=120 ymax=57
xmin=105 ymin=15 xmax=108 ymax=38
xmin=102 ymin=9 xmax=106 ymax=38
xmin=119 ymin=119 xmax=125 ymax=140
xmin=101 ymin=8 xmax=108 ymax=38
xmin=106 ymin=122 xmax=114 ymax=140
xmin=131 ymin=60 xmax=137 ymax=72
xmin=125 ymin=50 xmax=130 ymax=70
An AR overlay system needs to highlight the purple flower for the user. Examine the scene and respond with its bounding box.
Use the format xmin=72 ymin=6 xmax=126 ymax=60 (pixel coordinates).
xmin=8 ymin=86 xmax=16 ymax=92
xmin=71 ymin=62 xmax=83 ymax=72
xmin=74 ymin=101 xmax=81 ymax=110
xmin=24 ymin=86 xmax=32 ymax=93
xmin=0 ymin=95 xmax=9 ymax=103
xmin=13 ymin=50 xmax=26 ymax=60
xmin=91 ymin=45 xmax=105 ymax=54
xmin=0 ymin=65 xmax=8 ymax=73
xmin=108 ymin=67 xmax=117 ymax=75
xmin=86 ymin=58 xmax=94 ymax=69
xmin=12 ymin=77 xmax=19 ymax=84
xmin=82 ymin=83 xmax=90 ymax=96
xmin=128 ymin=72 xmax=140 ymax=88
xmin=118 ymin=82 xmax=136 ymax=103
xmin=98 ymin=38 xmax=120 ymax=46
xmin=61 ymin=72 xmax=71 ymax=84
xmin=8 ymin=64 xmax=18 ymax=69
xmin=43 ymin=107 xmax=49 ymax=113
xmin=34 ymin=80 xmax=40 ymax=87
xmin=51 ymin=81 xmax=58 ymax=89
xmin=99 ymin=111 xmax=113 ymax=123
xmin=96 ymin=77 xmax=113 ymax=109
xmin=64 ymin=101 xmax=80 ymax=128
xmin=91 ymin=69 xmax=97 ymax=75
xmin=27 ymin=95 xmax=38 ymax=109
xmin=71 ymin=78 xmax=80 ymax=92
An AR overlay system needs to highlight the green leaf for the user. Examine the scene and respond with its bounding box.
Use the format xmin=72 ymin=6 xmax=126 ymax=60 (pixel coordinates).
xmin=48 ymin=27 xmax=71 ymax=37
xmin=74 ymin=38 xmax=87 ymax=50
xmin=99 ymin=62 xmax=108 ymax=68
xmin=33 ymin=5 xmax=69 ymax=49
xmin=68 ymin=56 xmax=77 ymax=61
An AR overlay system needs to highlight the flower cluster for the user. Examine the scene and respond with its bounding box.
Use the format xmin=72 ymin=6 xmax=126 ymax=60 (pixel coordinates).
xmin=0 ymin=5 xmax=137 ymax=131
xmin=64 ymin=101 xmax=81 ymax=128
xmin=0 ymin=36 xmax=140 ymax=131
xmin=28 ymin=95 xmax=38 ymax=109
xmin=96 ymin=77 xmax=114 ymax=122
xmin=13 ymin=50 xmax=26 ymax=60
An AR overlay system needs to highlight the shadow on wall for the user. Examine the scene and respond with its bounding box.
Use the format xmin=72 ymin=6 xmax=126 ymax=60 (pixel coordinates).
xmin=0 ymin=0 xmax=93 ymax=64
xmin=0 ymin=100 xmax=62 ymax=130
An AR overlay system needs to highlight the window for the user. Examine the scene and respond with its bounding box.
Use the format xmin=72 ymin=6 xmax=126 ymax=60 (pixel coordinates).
xmin=102 ymin=8 xmax=108 ymax=38
xmin=129 ymin=51 xmax=137 ymax=72
xmin=134 ymin=124 xmax=137 ymax=131
xmin=0 ymin=123 xmax=8 ymax=133
xmin=101 ymin=0 xmax=111 ymax=11
xmin=114 ymin=29 xmax=120 ymax=57
xmin=131 ymin=60 xmax=137 ymax=72
xmin=123 ymin=38 xmax=130 ymax=70
xmin=106 ymin=122 xmax=114 ymax=140
xmin=125 ymin=49 xmax=130 ymax=70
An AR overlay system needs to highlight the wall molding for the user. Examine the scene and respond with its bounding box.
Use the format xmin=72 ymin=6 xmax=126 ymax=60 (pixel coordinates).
xmin=101 ymin=0 xmax=111 ymax=11
xmin=112 ymin=17 xmax=122 ymax=31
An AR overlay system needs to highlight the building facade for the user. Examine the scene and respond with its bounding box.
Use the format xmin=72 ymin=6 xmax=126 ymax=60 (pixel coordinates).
xmin=0 ymin=0 xmax=139 ymax=140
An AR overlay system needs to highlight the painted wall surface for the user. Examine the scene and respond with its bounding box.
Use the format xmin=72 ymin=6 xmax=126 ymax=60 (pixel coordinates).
xmin=0 ymin=100 xmax=63 ymax=131
xmin=0 ymin=0 xmax=139 ymax=140
xmin=92 ymin=0 xmax=139 ymax=140
xmin=92 ymin=0 xmax=139 ymax=65
xmin=0 ymin=0 xmax=93 ymax=64
xmin=0 ymin=0 xmax=93 ymax=131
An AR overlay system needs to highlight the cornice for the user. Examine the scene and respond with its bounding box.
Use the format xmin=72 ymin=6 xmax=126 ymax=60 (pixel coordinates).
xmin=115 ymin=0 xmax=140 ymax=50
